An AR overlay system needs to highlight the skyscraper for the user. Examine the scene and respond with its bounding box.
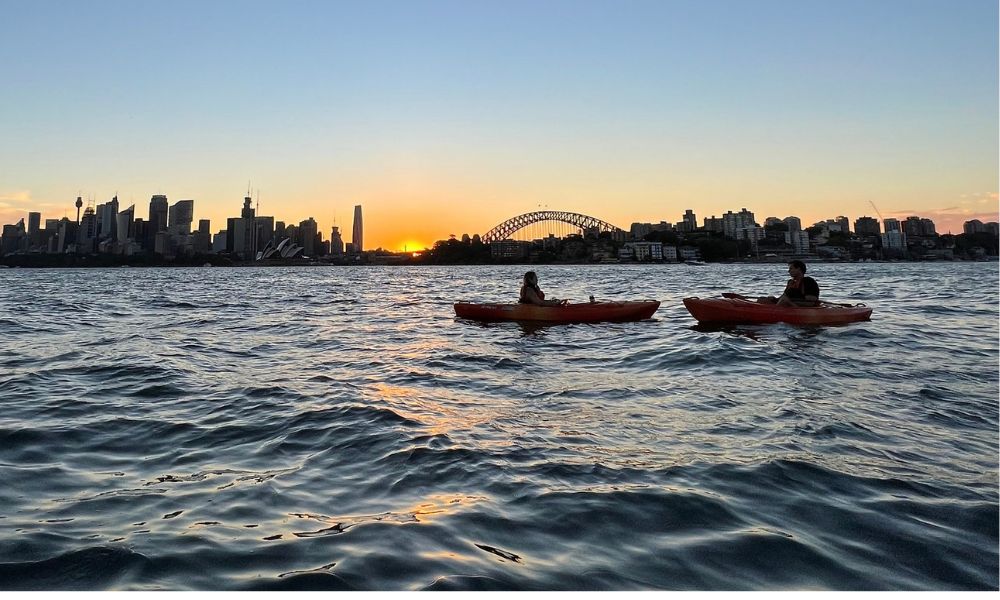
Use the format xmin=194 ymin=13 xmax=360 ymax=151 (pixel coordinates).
xmin=352 ymin=205 xmax=363 ymax=253
xmin=148 ymin=195 xmax=168 ymax=246
xmin=168 ymin=200 xmax=194 ymax=235
xmin=330 ymin=226 xmax=344 ymax=255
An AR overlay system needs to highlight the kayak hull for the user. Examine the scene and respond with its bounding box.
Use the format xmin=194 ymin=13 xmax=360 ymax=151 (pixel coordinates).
xmin=455 ymin=300 xmax=660 ymax=323
xmin=683 ymin=297 xmax=871 ymax=325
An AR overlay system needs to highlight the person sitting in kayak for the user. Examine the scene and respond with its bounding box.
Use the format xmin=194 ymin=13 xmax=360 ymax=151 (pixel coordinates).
xmin=520 ymin=271 xmax=568 ymax=306
xmin=758 ymin=260 xmax=820 ymax=307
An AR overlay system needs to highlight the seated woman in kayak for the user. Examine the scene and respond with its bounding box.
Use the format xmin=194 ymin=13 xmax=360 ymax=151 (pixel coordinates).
xmin=758 ymin=260 xmax=820 ymax=307
xmin=520 ymin=271 xmax=568 ymax=306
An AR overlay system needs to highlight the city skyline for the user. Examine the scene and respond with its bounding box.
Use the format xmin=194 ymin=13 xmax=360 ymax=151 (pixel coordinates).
xmin=1 ymin=1 xmax=997 ymax=249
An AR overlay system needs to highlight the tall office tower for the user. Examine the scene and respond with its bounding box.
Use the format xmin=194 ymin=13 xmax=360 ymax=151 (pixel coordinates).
xmin=78 ymin=206 xmax=98 ymax=253
xmin=97 ymin=196 xmax=119 ymax=240
xmin=275 ymin=221 xmax=286 ymax=240
xmin=194 ymin=219 xmax=212 ymax=254
xmin=299 ymin=217 xmax=318 ymax=256
xmin=168 ymin=200 xmax=194 ymax=235
xmin=116 ymin=205 xmax=135 ymax=242
xmin=330 ymin=226 xmax=344 ymax=254
xmin=28 ymin=212 xmax=41 ymax=235
xmin=854 ymin=216 xmax=881 ymax=236
xmin=148 ymin=195 xmax=168 ymax=250
xmin=352 ymin=205 xmax=363 ymax=252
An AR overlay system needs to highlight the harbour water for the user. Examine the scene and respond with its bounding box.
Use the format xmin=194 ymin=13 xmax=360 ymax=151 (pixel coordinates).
xmin=0 ymin=262 xmax=996 ymax=590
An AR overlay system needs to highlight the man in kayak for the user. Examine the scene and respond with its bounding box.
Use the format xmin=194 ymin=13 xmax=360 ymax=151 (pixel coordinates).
xmin=520 ymin=271 xmax=568 ymax=306
xmin=758 ymin=260 xmax=820 ymax=307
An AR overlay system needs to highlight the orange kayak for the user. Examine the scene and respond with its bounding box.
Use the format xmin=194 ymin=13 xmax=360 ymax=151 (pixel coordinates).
xmin=683 ymin=297 xmax=871 ymax=325
xmin=454 ymin=300 xmax=660 ymax=323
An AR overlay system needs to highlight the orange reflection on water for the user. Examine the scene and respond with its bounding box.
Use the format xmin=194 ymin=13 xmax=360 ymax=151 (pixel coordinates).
xmin=370 ymin=382 xmax=502 ymax=439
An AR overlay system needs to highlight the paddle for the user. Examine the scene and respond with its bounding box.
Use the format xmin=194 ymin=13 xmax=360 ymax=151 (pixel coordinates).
xmin=722 ymin=292 xmax=860 ymax=308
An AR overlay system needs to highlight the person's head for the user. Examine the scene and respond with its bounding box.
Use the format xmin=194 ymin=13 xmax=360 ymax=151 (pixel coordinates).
xmin=788 ymin=260 xmax=806 ymax=277
xmin=524 ymin=271 xmax=538 ymax=286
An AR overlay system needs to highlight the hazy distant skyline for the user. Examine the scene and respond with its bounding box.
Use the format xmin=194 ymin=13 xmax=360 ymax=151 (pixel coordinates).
xmin=1 ymin=0 xmax=996 ymax=248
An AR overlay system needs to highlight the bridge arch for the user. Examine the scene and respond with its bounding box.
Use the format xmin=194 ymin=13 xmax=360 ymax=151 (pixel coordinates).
xmin=482 ymin=210 xmax=624 ymax=243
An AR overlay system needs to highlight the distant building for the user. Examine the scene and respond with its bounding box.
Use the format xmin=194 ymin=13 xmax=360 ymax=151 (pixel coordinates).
xmin=623 ymin=241 xmax=663 ymax=261
xmin=722 ymin=209 xmax=756 ymax=239
xmin=881 ymin=230 xmax=907 ymax=251
xmin=299 ymin=217 xmax=319 ymax=256
xmin=883 ymin=218 xmax=901 ymax=233
xmin=168 ymin=199 xmax=194 ymax=235
xmin=703 ymin=216 xmax=724 ymax=233
xmin=148 ymin=195 xmax=168 ymax=251
xmin=835 ymin=216 xmax=850 ymax=234
xmin=854 ymin=216 xmax=881 ymax=236
xmin=681 ymin=209 xmax=697 ymax=232
xmin=782 ymin=216 xmax=802 ymax=232
xmin=786 ymin=230 xmax=810 ymax=254
xmin=964 ymin=219 xmax=986 ymax=234
xmin=352 ymin=205 xmax=363 ymax=252
xmin=330 ymin=226 xmax=344 ymax=255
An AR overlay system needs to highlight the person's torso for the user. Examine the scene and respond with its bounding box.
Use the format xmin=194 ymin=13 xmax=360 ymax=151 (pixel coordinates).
xmin=785 ymin=276 xmax=819 ymax=299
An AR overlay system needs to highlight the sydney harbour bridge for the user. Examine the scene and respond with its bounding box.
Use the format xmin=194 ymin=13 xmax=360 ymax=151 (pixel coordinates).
xmin=481 ymin=210 xmax=624 ymax=243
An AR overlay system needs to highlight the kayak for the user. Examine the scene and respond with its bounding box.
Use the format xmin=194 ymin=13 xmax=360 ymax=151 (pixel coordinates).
xmin=683 ymin=297 xmax=871 ymax=325
xmin=454 ymin=300 xmax=660 ymax=323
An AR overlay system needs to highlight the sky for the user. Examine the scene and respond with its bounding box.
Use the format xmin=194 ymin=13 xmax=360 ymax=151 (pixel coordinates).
xmin=1 ymin=0 xmax=997 ymax=249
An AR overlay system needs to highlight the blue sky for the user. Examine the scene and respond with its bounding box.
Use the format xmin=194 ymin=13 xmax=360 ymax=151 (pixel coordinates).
xmin=1 ymin=0 xmax=996 ymax=246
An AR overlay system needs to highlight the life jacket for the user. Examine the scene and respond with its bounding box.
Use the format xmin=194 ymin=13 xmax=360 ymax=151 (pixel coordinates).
xmin=519 ymin=284 xmax=545 ymax=304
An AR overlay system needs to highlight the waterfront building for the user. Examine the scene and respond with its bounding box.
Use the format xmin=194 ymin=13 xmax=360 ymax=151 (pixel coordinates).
xmin=352 ymin=205 xmax=363 ymax=252
xmin=662 ymin=245 xmax=678 ymax=262
xmin=835 ymin=216 xmax=850 ymax=234
xmin=987 ymin=222 xmax=1000 ymax=237
xmin=764 ymin=217 xmax=784 ymax=227
xmin=679 ymin=246 xmax=701 ymax=261
xmin=738 ymin=225 xmax=766 ymax=247
xmin=77 ymin=207 xmax=98 ymax=253
xmin=624 ymin=241 xmax=663 ymax=261
xmin=782 ymin=216 xmax=802 ymax=232
xmin=855 ymin=216 xmax=881 ymax=236
xmin=490 ymin=239 xmax=529 ymax=259
xmin=920 ymin=218 xmax=936 ymax=236
xmin=883 ymin=218 xmax=901 ymax=233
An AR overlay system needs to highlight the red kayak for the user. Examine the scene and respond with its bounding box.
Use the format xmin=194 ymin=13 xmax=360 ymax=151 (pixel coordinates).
xmin=683 ymin=296 xmax=872 ymax=325
xmin=454 ymin=300 xmax=660 ymax=323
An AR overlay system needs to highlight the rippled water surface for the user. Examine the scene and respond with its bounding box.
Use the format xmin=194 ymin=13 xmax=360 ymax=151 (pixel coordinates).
xmin=0 ymin=263 xmax=997 ymax=590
